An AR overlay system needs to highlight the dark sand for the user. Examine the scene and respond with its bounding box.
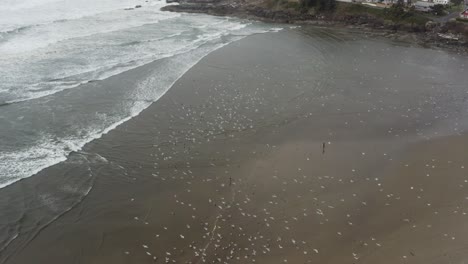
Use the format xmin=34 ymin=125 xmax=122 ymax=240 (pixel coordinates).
xmin=2 ymin=28 xmax=468 ymax=264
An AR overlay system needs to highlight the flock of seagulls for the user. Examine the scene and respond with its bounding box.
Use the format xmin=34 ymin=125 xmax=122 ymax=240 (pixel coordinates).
xmin=95 ymin=32 xmax=468 ymax=263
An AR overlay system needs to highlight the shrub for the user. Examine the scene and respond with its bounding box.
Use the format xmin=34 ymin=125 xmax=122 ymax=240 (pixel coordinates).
xmin=300 ymin=0 xmax=337 ymax=12
xmin=430 ymin=4 xmax=445 ymax=15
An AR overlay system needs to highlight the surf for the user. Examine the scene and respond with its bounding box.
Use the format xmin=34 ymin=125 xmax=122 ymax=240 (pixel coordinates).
xmin=0 ymin=1 xmax=278 ymax=190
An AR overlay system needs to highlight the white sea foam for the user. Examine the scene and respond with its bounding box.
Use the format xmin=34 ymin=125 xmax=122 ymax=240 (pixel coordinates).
xmin=0 ymin=0 xmax=151 ymax=32
xmin=0 ymin=5 xmax=178 ymax=54
xmin=0 ymin=40 xmax=233 ymax=188
xmin=0 ymin=14 xmax=261 ymax=104
xmin=0 ymin=0 xmax=281 ymax=189
xmin=0 ymin=0 xmax=62 ymax=11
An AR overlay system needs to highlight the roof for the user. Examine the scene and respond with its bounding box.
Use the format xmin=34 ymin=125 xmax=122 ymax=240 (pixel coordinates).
xmin=414 ymin=1 xmax=434 ymax=6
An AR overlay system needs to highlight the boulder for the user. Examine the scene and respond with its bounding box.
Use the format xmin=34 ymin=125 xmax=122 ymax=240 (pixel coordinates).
xmin=425 ymin=21 xmax=437 ymax=30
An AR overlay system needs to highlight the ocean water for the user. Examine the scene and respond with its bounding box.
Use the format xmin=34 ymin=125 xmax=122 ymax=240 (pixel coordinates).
xmin=0 ymin=0 xmax=278 ymax=188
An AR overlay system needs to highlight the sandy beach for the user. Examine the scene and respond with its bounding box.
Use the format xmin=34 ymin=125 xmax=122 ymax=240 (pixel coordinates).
xmin=1 ymin=27 xmax=468 ymax=264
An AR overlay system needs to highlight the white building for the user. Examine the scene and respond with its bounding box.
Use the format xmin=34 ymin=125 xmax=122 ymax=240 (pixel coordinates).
xmin=413 ymin=1 xmax=435 ymax=11
xmin=433 ymin=0 xmax=449 ymax=4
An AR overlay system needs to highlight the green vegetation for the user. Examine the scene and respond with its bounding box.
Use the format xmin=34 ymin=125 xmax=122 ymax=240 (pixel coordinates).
xmin=385 ymin=2 xmax=430 ymax=23
xmin=337 ymin=2 xmax=385 ymax=16
xmin=300 ymin=0 xmax=337 ymax=12
xmin=264 ymin=0 xmax=295 ymax=10
xmin=283 ymin=1 xmax=302 ymax=9
xmin=336 ymin=2 xmax=430 ymax=26
xmin=450 ymin=0 xmax=463 ymax=6
xmin=430 ymin=4 xmax=445 ymax=15
xmin=456 ymin=18 xmax=468 ymax=23
xmin=265 ymin=0 xmax=337 ymax=12
xmin=446 ymin=2 xmax=464 ymax=12
xmin=266 ymin=0 xmax=301 ymax=9
xmin=265 ymin=0 xmax=432 ymax=27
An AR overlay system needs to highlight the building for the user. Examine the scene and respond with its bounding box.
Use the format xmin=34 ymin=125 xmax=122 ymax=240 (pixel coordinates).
xmin=413 ymin=1 xmax=435 ymax=11
xmin=433 ymin=0 xmax=448 ymax=4
xmin=460 ymin=9 xmax=468 ymax=19
xmin=365 ymin=0 xmax=411 ymax=4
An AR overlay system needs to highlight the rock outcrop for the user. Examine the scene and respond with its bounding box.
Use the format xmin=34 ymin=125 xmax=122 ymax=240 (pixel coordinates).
xmin=161 ymin=0 xmax=467 ymax=50
xmin=162 ymin=0 xmax=316 ymax=23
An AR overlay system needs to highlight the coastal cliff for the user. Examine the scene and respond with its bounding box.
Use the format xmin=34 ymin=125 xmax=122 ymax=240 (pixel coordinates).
xmin=162 ymin=0 xmax=468 ymax=50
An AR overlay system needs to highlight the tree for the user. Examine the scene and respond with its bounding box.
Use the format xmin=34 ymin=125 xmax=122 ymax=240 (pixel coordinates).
xmin=318 ymin=0 xmax=337 ymax=11
xmin=386 ymin=1 xmax=407 ymax=19
xmin=300 ymin=0 xmax=336 ymax=11
xmin=430 ymin=4 xmax=445 ymax=15
xmin=450 ymin=0 xmax=463 ymax=5
xmin=300 ymin=0 xmax=317 ymax=9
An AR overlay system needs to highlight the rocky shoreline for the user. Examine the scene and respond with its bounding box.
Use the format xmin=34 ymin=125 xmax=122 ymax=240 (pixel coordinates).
xmin=162 ymin=0 xmax=468 ymax=53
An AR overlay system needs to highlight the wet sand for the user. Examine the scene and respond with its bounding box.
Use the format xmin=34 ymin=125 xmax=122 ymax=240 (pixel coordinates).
xmin=2 ymin=28 xmax=468 ymax=264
